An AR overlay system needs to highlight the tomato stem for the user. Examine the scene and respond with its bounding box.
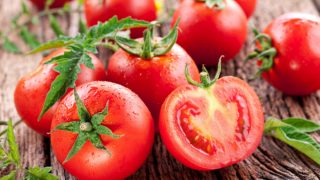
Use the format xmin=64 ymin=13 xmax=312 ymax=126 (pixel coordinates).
xmin=80 ymin=122 xmax=93 ymax=132
xmin=115 ymin=20 xmax=180 ymax=59
xmin=185 ymin=56 xmax=223 ymax=88
xmin=195 ymin=0 xmax=225 ymax=9
xmin=246 ymin=28 xmax=277 ymax=77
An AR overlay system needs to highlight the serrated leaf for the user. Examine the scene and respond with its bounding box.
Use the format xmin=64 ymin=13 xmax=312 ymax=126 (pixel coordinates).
xmin=7 ymin=120 xmax=20 ymax=167
xmin=79 ymin=18 xmax=87 ymax=34
xmin=74 ymin=89 xmax=91 ymax=123
xmin=2 ymin=38 xmax=20 ymax=53
xmin=64 ymin=132 xmax=87 ymax=163
xmin=91 ymin=102 xmax=109 ymax=127
xmin=49 ymin=15 xmax=65 ymax=37
xmin=265 ymin=118 xmax=320 ymax=165
xmin=37 ymin=17 xmax=151 ymax=120
xmin=19 ymin=27 xmax=40 ymax=49
xmin=282 ymin=118 xmax=320 ymax=133
xmin=25 ymin=166 xmax=58 ymax=180
xmin=0 ymin=170 xmax=16 ymax=180
xmin=38 ymin=51 xmax=85 ymax=120
xmin=28 ymin=37 xmax=75 ymax=54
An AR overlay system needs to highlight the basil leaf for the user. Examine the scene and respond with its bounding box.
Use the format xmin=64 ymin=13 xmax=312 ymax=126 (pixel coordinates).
xmin=265 ymin=118 xmax=320 ymax=165
xmin=25 ymin=167 xmax=58 ymax=180
xmin=282 ymin=118 xmax=320 ymax=133
xmin=6 ymin=120 xmax=20 ymax=167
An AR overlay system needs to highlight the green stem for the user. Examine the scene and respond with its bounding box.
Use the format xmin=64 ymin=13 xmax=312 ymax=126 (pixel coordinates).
xmin=0 ymin=120 xmax=22 ymax=137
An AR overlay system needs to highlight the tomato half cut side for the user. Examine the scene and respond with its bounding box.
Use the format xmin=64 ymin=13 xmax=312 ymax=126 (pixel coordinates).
xmin=159 ymin=76 xmax=264 ymax=170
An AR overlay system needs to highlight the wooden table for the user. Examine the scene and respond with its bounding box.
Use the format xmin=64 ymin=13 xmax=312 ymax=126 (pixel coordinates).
xmin=1 ymin=0 xmax=320 ymax=179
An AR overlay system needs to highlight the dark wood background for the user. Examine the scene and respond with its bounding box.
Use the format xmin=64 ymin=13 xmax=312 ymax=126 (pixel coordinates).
xmin=1 ymin=0 xmax=320 ymax=179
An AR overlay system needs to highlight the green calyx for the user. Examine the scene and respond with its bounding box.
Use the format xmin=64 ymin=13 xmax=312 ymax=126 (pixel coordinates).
xmin=115 ymin=19 xmax=180 ymax=59
xmin=53 ymin=89 xmax=122 ymax=163
xmin=196 ymin=0 xmax=225 ymax=9
xmin=246 ymin=28 xmax=277 ymax=77
xmin=185 ymin=56 xmax=223 ymax=89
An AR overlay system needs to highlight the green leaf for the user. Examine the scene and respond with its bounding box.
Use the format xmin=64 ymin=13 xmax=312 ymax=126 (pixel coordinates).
xmin=49 ymin=15 xmax=65 ymax=37
xmin=25 ymin=166 xmax=58 ymax=180
xmin=74 ymin=89 xmax=91 ymax=123
xmin=37 ymin=16 xmax=151 ymax=120
xmin=282 ymin=118 xmax=320 ymax=133
xmin=54 ymin=121 xmax=80 ymax=133
xmin=0 ymin=145 xmax=11 ymax=170
xmin=2 ymin=38 xmax=21 ymax=53
xmin=38 ymin=50 xmax=87 ymax=120
xmin=91 ymin=102 xmax=109 ymax=127
xmin=153 ymin=19 xmax=179 ymax=56
xmin=79 ymin=18 xmax=87 ymax=34
xmin=0 ymin=170 xmax=16 ymax=180
xmin=28 ymin=37 xmax=75 ymax=54
xmin=21 ymin=1 xmax=30 ymax=15
xmin=64 ymin=132 xmax=87 ymax=163
xmin=19 ymin=27 xmax=40 ymax=49
xmin=265 ymin=118 xmax=320 ymax=165
xmin=7 ymin=120 xmax=20 ymax=167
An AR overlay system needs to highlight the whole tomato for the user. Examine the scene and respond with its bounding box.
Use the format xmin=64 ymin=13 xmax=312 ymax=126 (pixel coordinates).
xmin=51 ymin=81 xmax=154 ymax=179
xmin=106 ymin=27 xmax=200 ymax=128
xmin=84 ymin=0 xmax=157 ymax=38
xmin=159 ymin=63 xmax=264 ymax=170
xmin=249 ymin=13 xmax=320 ymax=95
xmin=14 ymin=49 xmax=107 ymax=136
xmin=235 ymin=0 xmax=257 ymax=18
xmin=172 ymin=0 xmax=248 ymax=65
xmin=29 ymin=0 xmax=72 ymax=9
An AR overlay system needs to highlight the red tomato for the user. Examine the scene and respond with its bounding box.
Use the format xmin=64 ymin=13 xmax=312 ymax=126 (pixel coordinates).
xmin=172 ymin=0 xmax=248 ymax=65
xmin=14 ymin=49 xmax=107 ymax=136
xmin=29 ymin=0 xmax=72 ymax=9
xmin=51 ymin=81 xmax=154 ymax=179
xmin=84 ymin=0 xmax=157 ymax=38
xmin=235 ymin=0 xmax=257 ymax=18
xmin=258 ymin=13 xmax=320 ymax=95
xmin=106 ymin=44 xmax=200 ymax=128
xmin=159 ymin=76 xmax=264 ymax=170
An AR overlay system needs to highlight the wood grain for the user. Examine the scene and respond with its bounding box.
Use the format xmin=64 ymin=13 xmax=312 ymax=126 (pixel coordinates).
xmin=0 ymin=0 xmax=320 ymax=179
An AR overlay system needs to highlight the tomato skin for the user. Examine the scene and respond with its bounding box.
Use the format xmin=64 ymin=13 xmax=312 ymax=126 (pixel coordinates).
xmin=14 ymin=49 xmax=107 ymax=136
xmin=159 ymin=76 xmax=264 ymax=170
xmin=172 ymin=0 xmax=247 ymax=66
xmin=106 ymin=44 xmax=200 ymax=127
xmin=29 ymin=0 xmax=72 ymax=9
xmin=234 ymin=0 xmax=257 ymax=18
xmin=51 ymin=81 xmax=154 ymax=180
xmin=84 ymin=0 xmax=157 ymax=38
xmin=261 ymin=13 xmax=320 ymax=95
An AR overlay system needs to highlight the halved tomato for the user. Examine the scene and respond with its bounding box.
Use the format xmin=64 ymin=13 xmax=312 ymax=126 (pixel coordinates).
xmin=159 ymin=64 xmax=264 ymax=170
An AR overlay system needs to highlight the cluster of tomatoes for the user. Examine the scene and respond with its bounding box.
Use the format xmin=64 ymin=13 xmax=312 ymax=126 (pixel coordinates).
xmin=14 ymin=0 xmax=320 ymax=179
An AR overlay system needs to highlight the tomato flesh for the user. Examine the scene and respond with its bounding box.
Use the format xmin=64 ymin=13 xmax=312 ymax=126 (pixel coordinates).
xmin=159 ymin=76 xmax=264 ymax=170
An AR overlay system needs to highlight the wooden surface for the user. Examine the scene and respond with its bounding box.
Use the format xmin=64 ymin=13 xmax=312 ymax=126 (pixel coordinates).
xmin=1 ymin=0 xmax=320 ymax=179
